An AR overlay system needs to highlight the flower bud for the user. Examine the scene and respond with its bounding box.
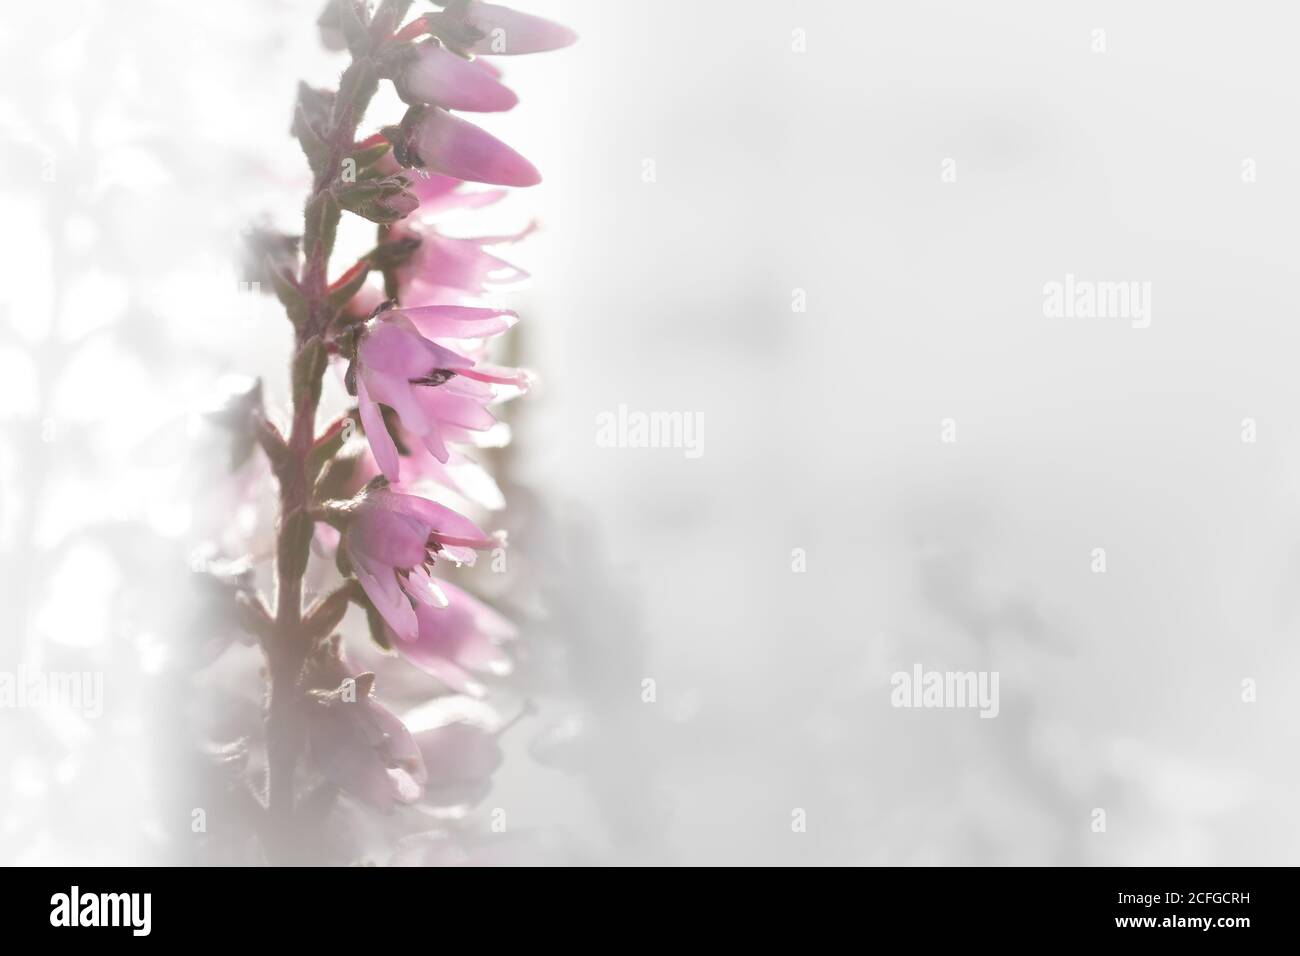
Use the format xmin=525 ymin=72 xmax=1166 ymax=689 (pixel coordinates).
xmin=334 ymin=175 xmax=420 ymax=223
xmin=392 ymin=40 xmax=518 ymax=112
xmin=386 ymin=104 xmax=539 ymax=186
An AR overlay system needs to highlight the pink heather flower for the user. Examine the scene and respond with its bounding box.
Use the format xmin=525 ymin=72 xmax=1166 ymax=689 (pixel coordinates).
xmin=308 ymin=678 xmax=427 ymax=812
xmin=404 ymin=696 xmax=505 ymax=806
xmin=394 ymin=40 xmax=518 ymax=112
xmin=354 ymin=308 xmax=529 ymax=481
xmin=405 ymin=171 xmax=506 ymax=219
xmin=457 ymin=2 xmax=577 ymax=56
xmin=341 ymin=487 xmax=495 ymax=641
xmin=393 ymin=219 xmax=531 ymax=304
xmin=366 ymin=144 xmax=508 ymax=216
xmin=414 ymin=727 xmax=500 ymax=807
xmin=398 ymin=105 xmax=540 ymax=187
xmin=394 ymin=580 xmax=517 ymax=697
xmin=357 ymin=432 xmax=508 ymax=512
xmin=403 ymin=170 xmax=506 ymax=216
xmin=314 ymin=397 xmax=507 ymax=513
xmin=415 ymin=723 xmax=502 ymax=798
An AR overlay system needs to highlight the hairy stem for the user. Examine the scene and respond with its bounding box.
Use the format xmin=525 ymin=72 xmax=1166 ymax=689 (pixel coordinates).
xmin=262 ymin=1 xmax=410 ymax=862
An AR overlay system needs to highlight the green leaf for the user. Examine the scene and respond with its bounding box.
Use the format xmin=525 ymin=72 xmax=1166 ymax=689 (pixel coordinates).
xmin=346 ymin=140 xmax=393 ymax=178
xmin=328 ymin=276 xmax=371 ymax=316
xmin=292 ymin=84 xmax=335 ymax=178
xmin=302 ymin=583 xmax=354 ymax=642
xmin=335 ymin=0 xmax=372 ymax=56
xmin=306 ymin=411 xmax=358 ymax=487
xmin=333 ymin=175 xmax=418 ymax=224
xmin=266 ymin=263 xmax=307 ymax=328
xmin=372 ymin=0 xmax=415 ymax=37
xmin=303 ymin=191 xmax=341 ymax=262
xmin=332 ymin=58 xmax=379 ymax=132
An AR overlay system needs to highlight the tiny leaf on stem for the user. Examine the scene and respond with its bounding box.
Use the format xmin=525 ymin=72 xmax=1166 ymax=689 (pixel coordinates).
xmin=303 ymin=192 xmax=342 ymax=269
xmin=334 ymin=175 xmax=419 ymax=224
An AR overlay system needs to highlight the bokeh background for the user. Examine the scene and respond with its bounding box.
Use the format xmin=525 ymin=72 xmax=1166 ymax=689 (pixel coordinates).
xmin=2 ymin=0 xmax=1298 ymax=865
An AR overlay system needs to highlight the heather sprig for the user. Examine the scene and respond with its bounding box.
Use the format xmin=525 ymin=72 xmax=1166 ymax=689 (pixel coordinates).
xmin=218 ymin=0 xmax=571 ymax=864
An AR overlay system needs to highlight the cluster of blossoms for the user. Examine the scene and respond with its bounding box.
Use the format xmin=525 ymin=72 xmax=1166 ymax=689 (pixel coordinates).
xmin=215 ymin=0 xmax=571 ymax=862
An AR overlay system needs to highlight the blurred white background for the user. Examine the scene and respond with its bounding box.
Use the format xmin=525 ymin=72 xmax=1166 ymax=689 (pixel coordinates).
xmin=2 ymin=0 xmax=1298 ymax=865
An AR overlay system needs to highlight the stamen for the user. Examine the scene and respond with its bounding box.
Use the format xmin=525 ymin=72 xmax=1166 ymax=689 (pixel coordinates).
xmin=410 ymin=368 xmax=457 ymax=387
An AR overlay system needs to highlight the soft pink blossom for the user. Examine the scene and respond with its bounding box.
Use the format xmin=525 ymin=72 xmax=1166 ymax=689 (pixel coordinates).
xmin=358 ymin=432 xmax=507 ymax=512
xmin=367 ymin=150 xmax=508 ymax=216
xmin=416 ymin=722 xmax=502 ymax=795
xmin=354 ymin=308 xmax=529 ymax=481
xmin=341 ymin=487 xmax=495 ymax=641
xmin=308 ymin=680 xmax=427 ymax=812
xmin=459 ymin=2 xmax=577 ymax=56
xmin=405 ymin=170 xmax=506 ymax=216
xmin=394 ymin=39 xmax=518 ymax=112
xmin=404 ymin=105 xmax=540 ymax=186
xmin=393 ymin=219 xmax=532 ymax=304
xmin=403 ymin=696 xmax=505 ymax=806
xmin=394 ymin=580 xmax=517 ymax=697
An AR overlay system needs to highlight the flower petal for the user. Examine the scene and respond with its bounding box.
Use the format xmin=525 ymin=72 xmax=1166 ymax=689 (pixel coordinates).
xmin=397 ymin=304 xmax=518 ymax=340
xmin=351 ymin=553 xmax=419 ymax=643
xmin=399 ymin=563 xmax=450 ymax=608
xmin=345 ymin=503 xmax=428 ymax=567
xmin=374 ymin=490 xmax=494 ymax=549
xmin=413 ymin=108 xmax=540 ymax=187
xmin=465 ymin=2 xmax=577 ymax=55
xmin=358 ymin=381 xmax=402 ymax=482
xmin=358 ymin=317 xmax=447 ymax=377
xmin=399 ymin=40 xmax=519 ymax=112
